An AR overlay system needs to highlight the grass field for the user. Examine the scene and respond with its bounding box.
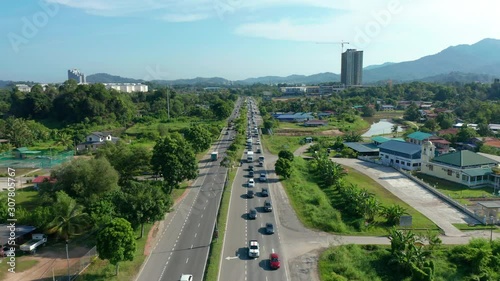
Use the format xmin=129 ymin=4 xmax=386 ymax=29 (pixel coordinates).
xmin=261 ymin=135 xmax=303 ymax=155
xmin=0 ymin=258 xmax=39 ymax=280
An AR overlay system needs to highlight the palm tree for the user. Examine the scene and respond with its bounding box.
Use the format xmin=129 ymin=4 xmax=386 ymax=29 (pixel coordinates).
xmin=46 ymin=191 xmax=90 ymax=240
xmin=382 ymin=204 xmax=408 ymax=226
xmin=55 ymin=132 xmax=74 ymax=150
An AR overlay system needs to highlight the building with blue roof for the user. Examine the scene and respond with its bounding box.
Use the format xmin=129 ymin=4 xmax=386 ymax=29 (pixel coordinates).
xmin=275 ymin=112 xmax=315 ymax=122
xmin=378 ymin=140 xmax=422 ymax=170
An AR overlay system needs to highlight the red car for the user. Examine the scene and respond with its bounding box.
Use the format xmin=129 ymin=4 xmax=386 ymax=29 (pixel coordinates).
xmin=270 ymin=253 xmax=280 ymax=269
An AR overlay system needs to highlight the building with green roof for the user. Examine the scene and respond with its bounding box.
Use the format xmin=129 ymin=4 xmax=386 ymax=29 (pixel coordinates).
xmin=407 ymin=131 xmax=433 ymax=145
xmin=12 ymin=147 xmax=42 ymax=159
xmin=421 ymin=141 xmax=499 ymax=188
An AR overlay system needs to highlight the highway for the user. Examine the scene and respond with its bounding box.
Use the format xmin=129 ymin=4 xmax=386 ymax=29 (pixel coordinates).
xmin=135 ymin=100 xmax=242 ymax=281
xmin=219 ymin=99 xmax=288 ymax=281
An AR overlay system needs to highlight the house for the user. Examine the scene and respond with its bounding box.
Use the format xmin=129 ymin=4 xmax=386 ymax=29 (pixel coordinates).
xmin=488 ymin=124 xmax=500 ymax=134
xmin=32 ymin=176 xmax=56 ymax=189
xmin=76 ymin=132 xmax=119 ymax=152
xmin=437 ymin=128 xmax=459 ymax=136
xmin=407 ymin=131 xmax=433 ymax=145
xmin=12 ymin=147 xmax=42 ymax=159
xmin=381 ymin=105 xmax=395 ymax=111
xmin=421 ymin=141 xmax=499 ymax=188
xmin=275 ymin=112 xmax=314 ymax=123
xmin=453 ymin=123 xmax=478 ymax=130
xmin=303 ymin=120 xmax=328 ymax=127
xmin=317 ymin=111 xmax=334 ymax=120
xmin=428 ymin=136 xmax=451 ymax=155
xmin=378 ymin=140 xmax=422 ymax=170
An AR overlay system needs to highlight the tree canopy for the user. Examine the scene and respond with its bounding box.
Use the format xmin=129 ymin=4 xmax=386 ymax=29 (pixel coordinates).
xmin=96 ymin=218 xmax=136 ymax=275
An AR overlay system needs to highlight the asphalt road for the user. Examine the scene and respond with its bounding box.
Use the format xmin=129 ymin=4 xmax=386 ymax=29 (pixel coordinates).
xmin=219 ymin=100 xmax=288 ymax=281
xmin=135 ymin=100 xmax=241 ymax=281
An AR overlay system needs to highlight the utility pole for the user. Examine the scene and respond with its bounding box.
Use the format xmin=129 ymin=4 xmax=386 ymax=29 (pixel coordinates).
xmin=167 ymin=87 xmax=170 ymax=120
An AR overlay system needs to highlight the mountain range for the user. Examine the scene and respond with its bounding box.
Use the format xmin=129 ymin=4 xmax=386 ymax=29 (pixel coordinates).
xmin=2 ymin=38 xmax=500 ymax=87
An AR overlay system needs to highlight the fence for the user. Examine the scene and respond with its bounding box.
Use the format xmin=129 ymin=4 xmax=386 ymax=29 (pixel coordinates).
xmin=39 ymin=246 xmax=98 ymax=281
xmin=0 ymin=150 xmax=74 ymax=169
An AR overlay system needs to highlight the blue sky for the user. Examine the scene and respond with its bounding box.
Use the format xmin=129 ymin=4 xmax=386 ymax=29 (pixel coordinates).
xmin=1 ymin=0 xmax=499 ymax=83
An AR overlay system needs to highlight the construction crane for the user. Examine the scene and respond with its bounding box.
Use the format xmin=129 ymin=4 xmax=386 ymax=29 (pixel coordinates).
xmin=316 ymin=40 xmax=350 ymax=54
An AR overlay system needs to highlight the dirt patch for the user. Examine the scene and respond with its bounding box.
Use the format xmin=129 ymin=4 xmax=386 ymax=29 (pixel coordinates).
xmin=318 ymin=129 xmax=344 ymax=136
xmin=5 ymin=246 xmax=90 ymax=281
xmin=288 ymin=248 xmax=323 ymax=281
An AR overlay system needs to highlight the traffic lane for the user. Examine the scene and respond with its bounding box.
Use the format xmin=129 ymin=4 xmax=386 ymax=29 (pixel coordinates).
xmin=218 ymin=162 xmax=250 ymax=281
xmin=136 ymin=167 xmax=214 ymax=281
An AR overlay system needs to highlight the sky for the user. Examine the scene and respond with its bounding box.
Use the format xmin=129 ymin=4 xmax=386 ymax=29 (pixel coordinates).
xmin=1 ymin=0 xmax=499 ymax=83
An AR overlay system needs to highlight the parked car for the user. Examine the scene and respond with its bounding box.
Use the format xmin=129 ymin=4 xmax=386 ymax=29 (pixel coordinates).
xmin=270 ymin=253 xmax=281 ymax=269
xmin=265 ymin=223 xmax=274 ymax=234
xmin=248 ymin=208 xmax=257 ymax=219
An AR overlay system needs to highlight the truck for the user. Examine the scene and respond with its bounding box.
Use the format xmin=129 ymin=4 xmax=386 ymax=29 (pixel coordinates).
xmin=247 ymin=151 xmax=254 ymax=163
xmin=20 ymin=234 xmax=47 ymax=254
xmin=211 ymin=151 xmax=218 ymax=161
xmin=248 ymin=240 xmax=260 ymax=258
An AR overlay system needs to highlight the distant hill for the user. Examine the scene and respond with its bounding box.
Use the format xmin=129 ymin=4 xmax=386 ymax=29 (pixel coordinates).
xmin=239 ymin=72 xmax=339 ymax=85
xmin=419 ymin=71 xmax=495 ymax=83
xmin=364 ymin=62 xmax=395 ymax=71
xmin=86 ymin=73 xmax=144 ymax=83
xmin=153 ymin=77 xmax=231 ymax=86
xmin=364 ymin=38 xmax=500 ymax=82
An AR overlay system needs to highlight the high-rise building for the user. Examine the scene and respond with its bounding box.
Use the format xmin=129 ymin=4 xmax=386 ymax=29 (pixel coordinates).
xmin=67 ymin=69 xmax=86 ymax=84
xmin=341 ymin=49 xmax=363 ymax=86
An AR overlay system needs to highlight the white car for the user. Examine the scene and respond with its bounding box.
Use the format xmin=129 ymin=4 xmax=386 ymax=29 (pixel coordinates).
xmin=248 ymin=240 xmax=260 ymax=258
xmin=180 ymin=274 xmax=193 ymax=281
xmin=248 ymin=178 xmax=255 ymax=187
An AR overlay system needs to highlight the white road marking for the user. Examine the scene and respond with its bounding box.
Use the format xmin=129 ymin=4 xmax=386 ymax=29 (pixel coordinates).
xmin=186 ymin=258 xmax=189 ymax=263
xmin=194 ymin=233 xmax=197 ymax=237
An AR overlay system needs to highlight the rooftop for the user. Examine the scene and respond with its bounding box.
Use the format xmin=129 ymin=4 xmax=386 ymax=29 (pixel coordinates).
xmin=378 ymin=140 xmax=421 ymax=155
xmin=344 ymin=142 xmax=379 ymax=153
xmin=432 ymin=150 xmax=498 ymax=168
xmin=407 ymin=131 xmax=433 ymax=141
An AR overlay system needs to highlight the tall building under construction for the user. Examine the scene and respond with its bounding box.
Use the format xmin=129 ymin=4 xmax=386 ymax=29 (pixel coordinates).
xmin=341 ymin=49 xmax=363 ymax=86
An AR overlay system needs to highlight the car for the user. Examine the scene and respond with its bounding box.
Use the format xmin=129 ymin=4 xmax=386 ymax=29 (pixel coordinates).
xmin=256 ymin=148 xmax=261 ymax=153
xmin=248 ymin=209 xmax=257 ymax=219
xmin=265 ymin=223 xmax=274 ymax=234
xmin=249 ymin=170 xmax=254 ymax=177
xmin=180 ymin=274 xmax=193 ymax=281
xmin=261 ymin=188 xmax=269 ymax=197
xmin=256 ymin=140 xmax=260 ymax=145
xmin=248 ymin=178 xmax=255 ymax=187
xmin=270 ymin=253 xmax=281 ymax=269
xmin=248 ymin=240 xmax=260 ymax=258
xmin=259 ymin=173 xmax=267 ymax=182
xmin=264 ymin=200 xmax=273 ymax=212
xmin=247 ymin=189 xmax=254 ymax=198
xmin=1 ymin=246 xmax=15 ymax=257
xmin=248 ymin=165 xmax=254 ymax=171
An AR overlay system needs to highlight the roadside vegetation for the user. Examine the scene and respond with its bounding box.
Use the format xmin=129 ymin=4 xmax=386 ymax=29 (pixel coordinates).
xmin=319 ymin=231 xmax=500 ymax=281
xmin=278 ymin=156 xmax=437 ymax=235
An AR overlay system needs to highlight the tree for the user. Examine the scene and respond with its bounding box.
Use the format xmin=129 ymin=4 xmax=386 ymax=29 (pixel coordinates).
xmin=392 ymin=124 xmax=399 ymax=137
xmin=422 ymin=118 xmax=438 ymax=132
xmin=46 ymin=191 xmax=90 ymax=240
xmin=404 ymin=103 xmax=420 ymax=122
xmin=1 ymin=116 xmax=35 ymax=147
xmin=116 ymin=180 xmax=172 ymax=238
xmin=210 ymin=99 xmax=232 ymax=120
xmin=361 ymin=105 xmax=376 ymax=117
xmin=151 ymin=132 xmax=198 ymax=194
xmin=381 ymin=204 xmax=408 ymax=226
xmin=182 ymin=124 xmax=213 ymax=153
xmin=275 ymin=158 xmax=292 ymax=179
xmin=96 ymin=218 xmax=136 ymax=276
xmin=51 ymin=158 xmax=119 ymax=206
xmin=456 ymin=125 xmax=478 ymax=143
xmin=278 ymin=150 xmax=294 ymax=162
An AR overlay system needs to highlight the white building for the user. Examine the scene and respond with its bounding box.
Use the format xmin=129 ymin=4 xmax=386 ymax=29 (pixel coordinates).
xmin=102 ymin=83 xmax=148 ymax=93
xmin=68 ymin=69 xmax=86 ymax=84
xmin=15 ymin=84 xmax=31 ymax=92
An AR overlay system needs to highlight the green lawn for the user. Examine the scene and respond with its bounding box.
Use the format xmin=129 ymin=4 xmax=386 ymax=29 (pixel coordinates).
xmin=76 ymin=223 xmax=153 ymax=281
xmin=261 ymin=135 xmax=303 ymax=155
xmin=16 ymin=188 xmax=39 ymax=211
xmin=415 ymin=172 xmax=495 ymax=204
